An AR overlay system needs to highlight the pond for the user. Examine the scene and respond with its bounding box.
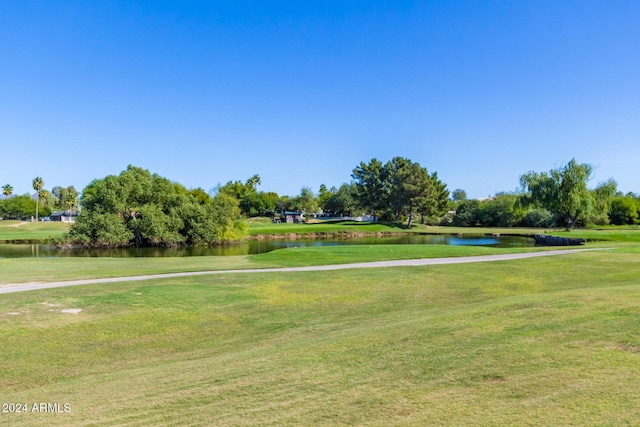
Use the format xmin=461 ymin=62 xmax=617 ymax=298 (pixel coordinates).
xmin=0 ymin=234 xmax=535 ymax=258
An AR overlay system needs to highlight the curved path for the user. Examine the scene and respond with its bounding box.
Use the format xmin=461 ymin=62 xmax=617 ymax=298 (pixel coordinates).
xmin=0 ymin=248 xmax=603 ymax=294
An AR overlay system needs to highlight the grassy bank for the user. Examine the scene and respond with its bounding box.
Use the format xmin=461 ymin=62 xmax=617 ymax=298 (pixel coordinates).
xmin=1 ymin=249 xmax=638 ymax=425
xmin=247 ymin=219 xmax=415 ymax=236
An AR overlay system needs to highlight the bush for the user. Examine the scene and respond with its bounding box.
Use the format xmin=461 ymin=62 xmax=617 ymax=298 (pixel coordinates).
xmin=522 ymin=208 xmax=555 ymax=228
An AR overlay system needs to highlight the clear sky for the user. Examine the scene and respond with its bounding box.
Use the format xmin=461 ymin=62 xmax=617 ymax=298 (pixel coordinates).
xmin=1 ymin=1 xmax=638 ymax=199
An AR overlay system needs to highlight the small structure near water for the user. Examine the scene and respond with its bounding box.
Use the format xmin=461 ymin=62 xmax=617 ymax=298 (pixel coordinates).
xmin=535 ymin=234 xmax=585 ymax=246
xmin=284 ymin=211 xmax=304 ymax=223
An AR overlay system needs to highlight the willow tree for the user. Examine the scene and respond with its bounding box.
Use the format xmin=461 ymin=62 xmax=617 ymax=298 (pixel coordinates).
xmin=519 ymin=159 xmax=613 ymax=230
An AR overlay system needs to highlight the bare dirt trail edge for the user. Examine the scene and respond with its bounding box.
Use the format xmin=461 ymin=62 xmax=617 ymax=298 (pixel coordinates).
xmin=0 ymin=249 xmax=606 ymax=294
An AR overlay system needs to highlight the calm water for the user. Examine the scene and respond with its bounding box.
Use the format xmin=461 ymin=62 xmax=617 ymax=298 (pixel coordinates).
xmin=0 ymin=234 xmax=535 ymax=258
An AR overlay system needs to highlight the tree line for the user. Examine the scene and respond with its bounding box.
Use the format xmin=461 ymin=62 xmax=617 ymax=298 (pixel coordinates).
xmin=451 ymin=159 xmax=639 ymax=229
xmin=215 ymin=156 xmax=450 ymax=228
xmin=224 ymin=157 xmax=638 ymax=230
xmin=2 ymin=157 xmax=638 ymax=247
xmin=1 ymin=178 xmax=78 ymax=221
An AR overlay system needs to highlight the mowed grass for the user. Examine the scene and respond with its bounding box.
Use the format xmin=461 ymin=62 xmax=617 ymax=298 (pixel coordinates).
xmin=0 ymin=244 xmax=563 ymax=285
xmin=0 ymin=221 xmax=70 ymax=241
xmin=1 ymin=249 xmax=639 ymax=426
xmin=248 ymin=220 xmax=415 ymax=235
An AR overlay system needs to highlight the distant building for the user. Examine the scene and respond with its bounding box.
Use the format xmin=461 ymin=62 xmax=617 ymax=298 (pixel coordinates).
xmin=284 ymin=211 xmax=304 ymax=223
xmin=50 ymin=210 xmax=77 ymax=222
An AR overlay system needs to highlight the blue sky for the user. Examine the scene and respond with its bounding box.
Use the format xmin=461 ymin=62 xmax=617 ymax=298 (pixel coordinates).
xmin=1 ymin=1 xmax=638 ymax=199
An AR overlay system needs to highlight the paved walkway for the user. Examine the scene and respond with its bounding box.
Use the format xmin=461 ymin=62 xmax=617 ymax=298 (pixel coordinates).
xmin=0 ymin=248 xmax=602 ymax=294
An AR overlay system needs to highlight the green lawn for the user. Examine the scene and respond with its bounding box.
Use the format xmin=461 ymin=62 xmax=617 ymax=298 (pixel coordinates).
xmin=554 ymin=228 xmax=640 ymax=242
xmin=1 ymin=248 xmax=639 ymax=425
xmin=1 ymin=237 xmax=636 ymax=286
xmin=248 ymin=219 xmax=416 ymax=235
xmin=0 ymin=244 xmax=544 ymax=285
xmin=0 ymin=220 xmax=70 ymax=241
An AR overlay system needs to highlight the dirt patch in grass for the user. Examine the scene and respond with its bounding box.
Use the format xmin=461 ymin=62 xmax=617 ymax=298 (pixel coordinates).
xmin=9 ymin=222 xmax=28 ymax=228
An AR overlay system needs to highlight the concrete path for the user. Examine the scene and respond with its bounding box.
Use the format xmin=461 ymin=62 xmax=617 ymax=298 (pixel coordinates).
xmin=0 ymin=248 xmax=603 ymax=294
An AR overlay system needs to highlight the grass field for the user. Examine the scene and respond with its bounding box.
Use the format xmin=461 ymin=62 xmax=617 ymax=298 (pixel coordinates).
xmin=1 ymin=218 xmax=639 ymax=424
xmin=0 ymin=221 xmax=70 ymax=242
xmin=0 ymin=245 xmax=545 ymax=285
xmin=1 ymin=245 xmax=639 ymax=425
xmin=247 ymin=219 xmax=417 ymax=235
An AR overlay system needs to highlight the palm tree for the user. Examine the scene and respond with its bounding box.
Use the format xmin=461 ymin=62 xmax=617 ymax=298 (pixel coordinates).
xmin=246 ymin=174 xmax=261 ymax=192
xmin=2 ymin=184 xmax=12 ymax=198
xmin=64 ymin=189 xmax=78 ymax=220
xmin=32 ymin=177 xmax=44 ymax=221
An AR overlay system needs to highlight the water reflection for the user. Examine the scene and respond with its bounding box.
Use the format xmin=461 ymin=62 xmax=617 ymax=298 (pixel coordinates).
xmin=0 ymin=234 xmax=534 ymax=258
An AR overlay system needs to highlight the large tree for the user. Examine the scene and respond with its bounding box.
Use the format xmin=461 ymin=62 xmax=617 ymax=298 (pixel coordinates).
xmin=386 ymin=157 xmax=449 ymax=228
xmin=324 ymin=183 xmax=357 ymax=217
xmin=416 ymin=171 xmax=450 ymax=225
xmin=519 ymin=159 xmax=611 ymax=230
xmin=0 ymin=194 xmax=40 ymax=220
xmin=52 ymin=185 xmax=79 ymax=211
xmin=32 ymin=177 xmax=44 ymax=221
xmin=609 ymin=195 xmax=639 ymax=225
xmin=317 ymin=184 xmax=335 ymax=213
xmin=351 ymin=158 xmax=388 ymax=221
xmin=69 ymin=165 xmax=247 ymax=247
xmin=239 ymin=191 xmax=279 ymax=217
xmin=292 ymin=187 xmax=318 ymax=217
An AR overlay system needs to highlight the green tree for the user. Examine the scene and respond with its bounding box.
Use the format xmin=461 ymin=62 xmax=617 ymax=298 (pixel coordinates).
xmin=0 ymin=194 xmax=40 ymax=220
xmin=2 ymin=184 xmax=13 ymax=198
xmin=246 ymin=174 xmax=261 ymax=192
xmin=452 ymin=199 xmax=480 ymax=226
xmin=416 ymin=172 xmax=450 ymax=225
xmin=351 ymin=158 xmax=388 ymax=221
xmin=324 ymin=183 xmax=357 ymax=216
xmin=317 ymin=184 xmax=335 ymax=212
xmin=218 ymin=180 xmax=250 ymax=200
xmin=276 ymin=195 xmax=292 ymax=216
xmin=239 ymin=191 xmax=279 ymax=217
xmin=63 ymin=187 xmax=79 ymax=217
xmin=519 ymin=159 xmax=598 ymax=230
xmin=50 ymin=185 xmax=79 ymax=211
xmin=609 ymin=196 xmax=639 ymax=225
xmin=386 ymin=157 xmax=448 ymax=228
xmin=522 ymin=208 xmax=555 ymax=227
xmin=451 ymin=188 xmax=467 ymax=202
xmin=476 ymin=193 xmax=524 ymax=227
xmin=292 ymin=187 xmax=318 ymax=218
xmin=51 ymin=186 xmax=63 ymax=207
xmin=189 ymin=187 xmax=212 ymax=205
xmin=587 ymin=179 xmax=617 ymax=225
xmin=39 ymin=189 xmax=57 ymax=213
xmin=69 ymin=165 xmax=247 ymax=247
xmin=32 ymin=176 xmax=44 ymax=221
